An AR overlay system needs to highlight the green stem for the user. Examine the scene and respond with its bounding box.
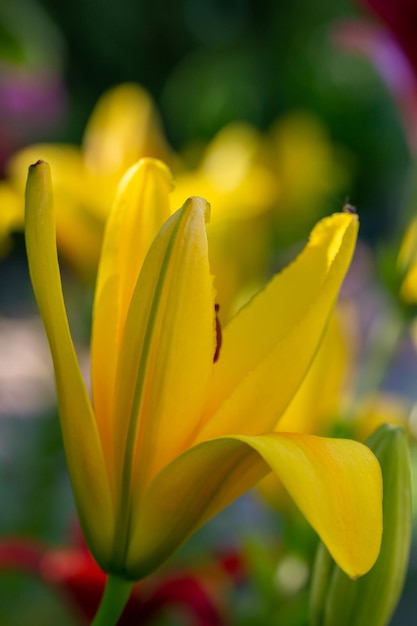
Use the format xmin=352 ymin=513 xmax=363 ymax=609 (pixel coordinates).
xmin=91 ymin=575 xmax=133 ymax=626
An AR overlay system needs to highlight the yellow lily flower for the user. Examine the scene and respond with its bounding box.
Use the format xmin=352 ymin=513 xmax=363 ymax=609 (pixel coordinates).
xmin=25 ymin=158 xmax=382 ymax=582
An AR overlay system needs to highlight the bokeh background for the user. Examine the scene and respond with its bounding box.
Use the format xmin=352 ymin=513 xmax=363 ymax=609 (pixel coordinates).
xmin=1 ymin=0 xmax=417 ymax=624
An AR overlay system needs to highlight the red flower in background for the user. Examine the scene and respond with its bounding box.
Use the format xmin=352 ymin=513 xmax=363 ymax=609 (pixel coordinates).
xmin=0 ymin=530 xmax=243 ymax=625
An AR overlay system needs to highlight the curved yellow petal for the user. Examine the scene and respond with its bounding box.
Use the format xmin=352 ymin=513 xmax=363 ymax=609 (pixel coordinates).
xmin=124 ymin=432 xmax=381 ymax=580
xmin=196 ymin=212 xmax=358 ymax=441
xmin=257 ymin=311 xmax=351 ymax=511
xmin=113 ymin=196 xmax=215 ymax=503
xmin=91 ymin=158 xmax=173 ymax=470
xmin=240 ymin=433 xmax=382 ymax=579
xmin=24 ymin=161 xmax=113 ymax=562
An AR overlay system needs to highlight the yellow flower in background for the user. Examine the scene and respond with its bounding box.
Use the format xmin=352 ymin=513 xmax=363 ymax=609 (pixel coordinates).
xmin=82 ymin=82 xmax=173 ymax=178
xmin=25 ymin=157 xmax=382 ymax=582
xmin=171 ymin=112 xmax=348 ymax=229
xmin=11 ymin=83 xmax=172 ymax=208
xmin=353 ymin=394 xmax=411 ymax=442
xmin=171 ymin=122 xmax=279 ymax=222
xmin=0 ymin=182 xmax=22 ymax=257
xmin=268 ymin=113 xmax=349 ymax=226
xmin=172 ymin=114 xmax=349 ymax=319
xmin=171 ymin=122 xmax=278 ymax=318
xmin=398 ymin=215 xmax=417 ymax=303
xmin=3 ymin=83 xmax=171 ymax=278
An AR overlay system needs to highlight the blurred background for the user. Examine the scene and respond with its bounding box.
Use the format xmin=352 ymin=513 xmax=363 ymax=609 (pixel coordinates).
xmin=1 ymin=0 xmax=417 ymax=624
xmin=0 ymin=0 xmax=411 ymax=227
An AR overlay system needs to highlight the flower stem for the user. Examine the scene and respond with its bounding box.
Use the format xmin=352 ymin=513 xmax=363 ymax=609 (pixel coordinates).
xmin=91 ymin=575 xmax=133 ymax=626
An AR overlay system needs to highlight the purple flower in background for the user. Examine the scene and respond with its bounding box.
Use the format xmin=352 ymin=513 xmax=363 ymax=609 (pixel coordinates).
xmin=0 ymin=0 xmax=68 ymax=174
xmin=358 ymin=0 xmax=417 ymax=77
xmin=0 ymin=66 xmax=66 ymax=174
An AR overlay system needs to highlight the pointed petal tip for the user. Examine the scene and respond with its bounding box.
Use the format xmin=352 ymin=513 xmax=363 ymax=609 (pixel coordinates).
xmin=339 ymin=209 xmax=359 ymax=229
xmin=183 ymin=196 xmax=211 ymax=224
xmin=327 ymin=209 xmax=359 ymax=228
xmin=307 ymin=210 xmax=359 ymax=269
xmin=25 ymin=160 xmax=53 ymax=221
xmin=29 ymin=159 xmax=47 ymax=169
xmin=116 ymin=157 xmax=175 ymax=202
xmin=137 ymin=156 xmax=174 ymax=181
xmin=27 ymin=159 xmax=50 ymax=183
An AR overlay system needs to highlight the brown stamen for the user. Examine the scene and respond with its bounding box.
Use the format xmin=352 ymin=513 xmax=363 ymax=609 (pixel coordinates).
xmin=214 ymin=303 xmax=222 ymax=363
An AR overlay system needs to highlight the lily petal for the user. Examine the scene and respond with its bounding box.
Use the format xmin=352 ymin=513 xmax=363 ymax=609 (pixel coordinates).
xmin=91 ymin=158 xmax=173 ymax=470
xmin=24 ymin=161 xmax=113 ymax=562
xmin=196 ymin=212 xmax=358 ymax=441
xmin=277 ymin=311 xmax=350 ymax=433
xmin=126 ymin=433 xmax=381 ymax=580
xmin=113 ymin=196 xmax=215 ymax=504
xmin=239 ymin=433 xmax=382 ymax=579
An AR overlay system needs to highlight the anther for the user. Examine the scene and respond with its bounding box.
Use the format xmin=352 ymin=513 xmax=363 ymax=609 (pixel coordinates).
xmin=213 ymin=303 xmax=222 ymax=363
